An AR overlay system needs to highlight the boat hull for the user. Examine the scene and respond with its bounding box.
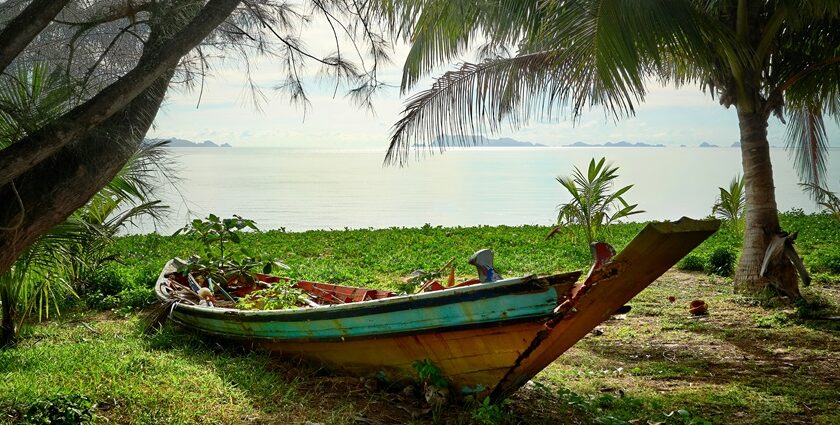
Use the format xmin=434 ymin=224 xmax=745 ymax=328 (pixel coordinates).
xmin=255 ymin=320 xmax=548 ymax=394
xmin=156 ymin=217 xmax=720 ymax=399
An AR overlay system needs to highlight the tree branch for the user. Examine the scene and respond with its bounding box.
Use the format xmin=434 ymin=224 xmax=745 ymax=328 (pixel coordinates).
xmin=0 ymin=0 xmax=72 ymax=71
xmin=0 ymin=0 xmax=242 ymax=188
xmin=0 ymin=69 xmax=174 ymax=274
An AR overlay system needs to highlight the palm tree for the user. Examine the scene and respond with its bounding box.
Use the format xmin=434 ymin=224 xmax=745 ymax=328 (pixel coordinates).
xmin=713 ymin=175 xmax=747 ymax=236
xmin=383 ymin=1 xmax=840 ymax=295
xmin=549 ymin=157 xmax=642 ymax=244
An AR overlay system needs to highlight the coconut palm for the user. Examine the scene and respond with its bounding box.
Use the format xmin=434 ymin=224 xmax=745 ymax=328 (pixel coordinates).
xmin=713 ymin=175 xmax=747 ymax=236
xmin=549 ymin=157 xmax=642 ymax=244
xmin=383 ymin=0 xmax=840 ymax=295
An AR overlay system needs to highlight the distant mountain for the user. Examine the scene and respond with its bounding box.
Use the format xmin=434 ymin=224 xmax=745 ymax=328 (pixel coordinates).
xmin=147 ymin=137 xmax=232 ymax=148
xmin=699 ymin=142 xmax=719 ymax=148
xmin=731 ymin=142 xmax=741 ymax=148
xmin=433 ymin=135 xmax=546 ymax=147
xmin=565 ymin=141 xmax=665 ymax=148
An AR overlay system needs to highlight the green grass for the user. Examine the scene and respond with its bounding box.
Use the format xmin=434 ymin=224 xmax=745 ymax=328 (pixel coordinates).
xmin=100 ymin=212 xmax=837 ymax=301
xmin=2 ymin=213 xmax=839 ymax=424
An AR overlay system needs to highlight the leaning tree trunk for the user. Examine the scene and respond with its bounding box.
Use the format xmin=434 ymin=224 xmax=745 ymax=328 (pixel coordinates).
xmin=0 ymin=292 xmax=16 ymax=347
xmin=735 ymin=108 xmax=798 ymax=295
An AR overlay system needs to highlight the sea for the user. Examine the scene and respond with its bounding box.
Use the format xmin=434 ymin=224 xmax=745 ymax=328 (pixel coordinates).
xmin=132 ymin=146 xmax=840 ymax=235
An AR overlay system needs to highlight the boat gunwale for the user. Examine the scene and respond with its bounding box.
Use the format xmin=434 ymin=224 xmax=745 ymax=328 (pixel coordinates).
xmin=155 ymin=260 xmax=581 ymax=321
xmin=166 ymin=313 xmax=550 ymax=343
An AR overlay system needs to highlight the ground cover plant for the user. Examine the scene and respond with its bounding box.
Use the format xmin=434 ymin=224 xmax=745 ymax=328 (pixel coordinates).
xmin=0 ymin=213 xmax=837 ymax=424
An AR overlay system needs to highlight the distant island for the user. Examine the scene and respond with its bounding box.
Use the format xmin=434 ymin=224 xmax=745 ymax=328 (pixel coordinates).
xmin=699 ymin=142 xmax=719 ymax=148
xmin=146 ymin=137 xmax=232 ymax=148
xmin=433 ymin=135 xmax=546 ymax=147
xmin=565 ymin=141 xmax=665 ymax=148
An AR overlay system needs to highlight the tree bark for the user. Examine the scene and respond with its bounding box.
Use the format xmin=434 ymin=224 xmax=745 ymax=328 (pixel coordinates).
xmin=735 ymin=108 xmax=798 ymax=294
xmin=0 ymin=291 xmax=16 ymax=347
xmin=0 ymin=71 xmax=175 ymax=276
xmin=0 ymin=0 xmax=241 ymax=188
xmin=0 ymin=0 xmax=199 ymax=275
xmin=0 ymin=0 xmax=71 ymax=72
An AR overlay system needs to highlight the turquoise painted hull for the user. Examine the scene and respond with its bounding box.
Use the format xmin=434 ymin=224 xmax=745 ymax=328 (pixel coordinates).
xmin=157 ymin=268 xmax=580 ymax=342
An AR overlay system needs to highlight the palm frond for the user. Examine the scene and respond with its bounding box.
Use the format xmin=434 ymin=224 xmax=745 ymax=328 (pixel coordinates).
xmin=784 ymin=105 xmax=829 ymax=186
xmin=800 ymin=182 xmax=840 ymax=221
xmin=385 ymin=52 xmax=564 ymax=165
xmin=548 ymin=157 xmax=642 ymax=244
xmin=396 ymin=0 xmax=542 ymax=92
xmin=386 ymin=0 xmax=733 ymax=165
xmin=0 ymin=63 xmax=74 ymax=148
xmin=712 ymin=175 xmax=746 ymax=235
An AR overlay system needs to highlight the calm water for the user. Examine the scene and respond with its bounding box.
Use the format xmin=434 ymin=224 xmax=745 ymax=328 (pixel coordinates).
xmin=134 ymin=147 xmax=840 ymax=234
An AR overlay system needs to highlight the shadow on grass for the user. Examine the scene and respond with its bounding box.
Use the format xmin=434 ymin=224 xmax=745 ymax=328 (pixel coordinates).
xmin=139 ymin=322 xmax=451 ymax=424
xmin=551 ymin=313 xmax=840 ymax=424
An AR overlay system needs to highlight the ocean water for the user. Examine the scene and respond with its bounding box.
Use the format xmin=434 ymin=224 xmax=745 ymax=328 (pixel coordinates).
xmin=133 ymin=146 xmax=840 ymax=234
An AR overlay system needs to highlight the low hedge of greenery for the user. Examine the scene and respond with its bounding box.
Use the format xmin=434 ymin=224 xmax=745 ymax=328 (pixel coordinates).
xmin=80 ymin=212 xmax=839 ymax=311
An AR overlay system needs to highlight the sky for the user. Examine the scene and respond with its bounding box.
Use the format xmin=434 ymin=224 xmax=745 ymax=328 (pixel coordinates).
xmin=147 ymin=24 xmax=840 ymax=151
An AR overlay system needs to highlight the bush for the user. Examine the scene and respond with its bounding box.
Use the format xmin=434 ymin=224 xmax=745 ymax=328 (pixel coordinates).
xmin=85 ymin=291 xmax=120 ymax=310
xmin=23 ymin=394 xmax=94 ymax=425
xmin=708 ymin=248 xmax=736 ymax=277
xmin=117 ymin=287 xmax=156 ymax=309
xmin=677 ymin=255 xmax=705 ymax=272
xmin=82 ymin=262 xmax=161 ymax=310
xmin=472 ymin=397 xmax=510 ymax=425
xmin=808 ymin=251 xmax=840 ymax=275
xmin=86 ymin=266 xmax=125 ymax=297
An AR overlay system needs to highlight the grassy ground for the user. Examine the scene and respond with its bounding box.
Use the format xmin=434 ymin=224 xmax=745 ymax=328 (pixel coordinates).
xmin=2 ymin=215 xmax=839 ymax=424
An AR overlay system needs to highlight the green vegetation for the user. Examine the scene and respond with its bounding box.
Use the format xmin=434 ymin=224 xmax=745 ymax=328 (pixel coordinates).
xmin=1 ymin=260 xmax=836 ymax=424
xmin=550 ymin=157 xmax=642 ymax=245
xmin=174 ymin=214 xmax=288 ymax=288
xmin=22 ymin=394 xmax=94 ymax=425
xmin=802 ymin=182 xmax=840 ymax=221
xmin=40 ymin=212 xmax=834 ymax=314
xmin=707 ymin=248 xmax=737 ymax=277
xmin=235 ymin=283 xmax=307 ymax=310
xmin=712 ymin=175 xmax=746 ymax=236
xmin=0 ymin=214 xmax=836 ymax=423
xmin=0 ymin=63 xmax=168 ymax=346
xmin=383 ymin=0 xmax=840 ymax=296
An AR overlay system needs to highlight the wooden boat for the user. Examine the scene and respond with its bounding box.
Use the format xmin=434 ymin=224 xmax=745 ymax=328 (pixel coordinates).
xmin=155 ymin=217 xmax=719 ymax=400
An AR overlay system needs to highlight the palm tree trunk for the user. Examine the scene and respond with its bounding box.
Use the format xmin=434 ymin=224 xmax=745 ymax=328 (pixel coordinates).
xmin=735 ymin=109 xmax=797 ymax=294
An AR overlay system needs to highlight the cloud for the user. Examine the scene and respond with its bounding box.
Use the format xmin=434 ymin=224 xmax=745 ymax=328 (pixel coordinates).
xmin=151 ymin=40 xmax=840 ymax=149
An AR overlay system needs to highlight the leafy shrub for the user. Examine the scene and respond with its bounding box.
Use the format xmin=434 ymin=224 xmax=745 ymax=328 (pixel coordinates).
xmin=236 ymin=282 xmax=307 ymax=310
xmin=753 ymin=312 xmax=790 ymax=328
xmin=412 ymin=359 xmax=448 ymax=389
xmin=116 ymin=287 xmax=156 ymax=309
xmin=83 ymin=263 xmax=159 ymax=310
xmin=23 ymin=394 xmax=94 ymax=425
xmin=707 ymin=248 xmax=736 ymax=277
xmin=85 ymin=292 xmax=120 ymax=310
xmin=677 ymin=255 xmax=705 ymax=272
xmin=85 ymin=266 xmax=125 ymax=297
xmin=472 ymin=397 xmax=510 ymax=425
xmin=808 ymin=251 xmax=840 ymax=275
